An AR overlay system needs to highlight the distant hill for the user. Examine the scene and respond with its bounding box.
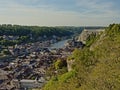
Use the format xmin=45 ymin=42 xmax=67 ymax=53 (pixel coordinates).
xmin=43 ymin=24 xmax=120 ymax=90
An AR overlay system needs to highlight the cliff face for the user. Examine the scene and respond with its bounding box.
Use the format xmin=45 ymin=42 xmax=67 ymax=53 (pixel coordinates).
xmin=43 ymin=24 xmax=120 ymax=90
xmin=89 ymin=31 xmax=106 ymax=51
xmin=67 ymin=59 xmax=75 ymax=72
xmin=78 ymin=29 xmax=104 ymax=44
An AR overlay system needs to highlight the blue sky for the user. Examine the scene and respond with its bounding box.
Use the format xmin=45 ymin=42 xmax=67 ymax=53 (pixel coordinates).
xmin=0 ymin=0 xmax=120 ymax=26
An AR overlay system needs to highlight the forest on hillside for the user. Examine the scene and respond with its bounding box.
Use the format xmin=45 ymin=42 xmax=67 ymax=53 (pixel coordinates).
xmin=0 ymin=24 xmax=71 ymax=38
xmin=0 ymin=24 xmax=83 ymax=46
xmin=0 ymin=24 xmax=84 ymax=37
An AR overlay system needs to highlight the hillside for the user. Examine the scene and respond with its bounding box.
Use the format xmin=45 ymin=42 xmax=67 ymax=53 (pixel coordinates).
xmin=43 ymin=24 xmax=120 ymax=90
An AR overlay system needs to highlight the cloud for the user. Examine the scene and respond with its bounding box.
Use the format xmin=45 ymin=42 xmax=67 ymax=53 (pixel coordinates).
xmin=0 ymin=5 xmax=115 ymax=26
xmin=0 ymin=0 xmax=119 ymax=26
xmin=71 ymin=0 xmax=120 ymax=23
xmin=75 ymin=0 xmax=116 ymax=14
xmin=76 ymin=0 xmax=112 ymax=9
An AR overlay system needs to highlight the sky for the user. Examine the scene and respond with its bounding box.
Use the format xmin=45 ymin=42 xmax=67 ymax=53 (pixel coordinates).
xmin=0 ymin=0 xmax=120 ymax=26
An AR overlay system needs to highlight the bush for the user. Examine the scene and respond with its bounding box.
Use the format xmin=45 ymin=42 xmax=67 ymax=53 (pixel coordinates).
xmin=3 ymin=49 xmax=11 ymax=55
xmin=54 ymin=59 xmax=67 ymax=70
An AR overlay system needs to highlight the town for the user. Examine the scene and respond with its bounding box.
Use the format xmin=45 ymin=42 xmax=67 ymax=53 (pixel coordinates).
xmin=0 ymin=34 xmax=85 ymax=89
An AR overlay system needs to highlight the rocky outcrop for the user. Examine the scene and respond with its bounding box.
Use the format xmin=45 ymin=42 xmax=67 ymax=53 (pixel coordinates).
xmin=78 ymin=29 xmax=104 ymax=44
xmin=67 ymin=59 xmax=75 ymax=72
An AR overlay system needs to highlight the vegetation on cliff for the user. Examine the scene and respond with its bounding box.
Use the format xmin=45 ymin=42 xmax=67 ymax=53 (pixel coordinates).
xmin=43 ymin=24 xmax=120 ymax=90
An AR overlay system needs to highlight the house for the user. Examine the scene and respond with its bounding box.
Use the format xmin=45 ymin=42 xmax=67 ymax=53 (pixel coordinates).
xmin=65 ymin=39 xmax=85 ymax=48
xmin=13 ymin=79 xmax=45 ymax=89
xmin=0 ymin=45 xmax=2 ymax=51
xmin=3 ymin=35 xmax=19 ymax=41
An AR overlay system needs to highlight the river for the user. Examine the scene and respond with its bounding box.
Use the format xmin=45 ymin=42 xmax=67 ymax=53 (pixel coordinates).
xmin=50 ymin=39 xmax=69 ymax=49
